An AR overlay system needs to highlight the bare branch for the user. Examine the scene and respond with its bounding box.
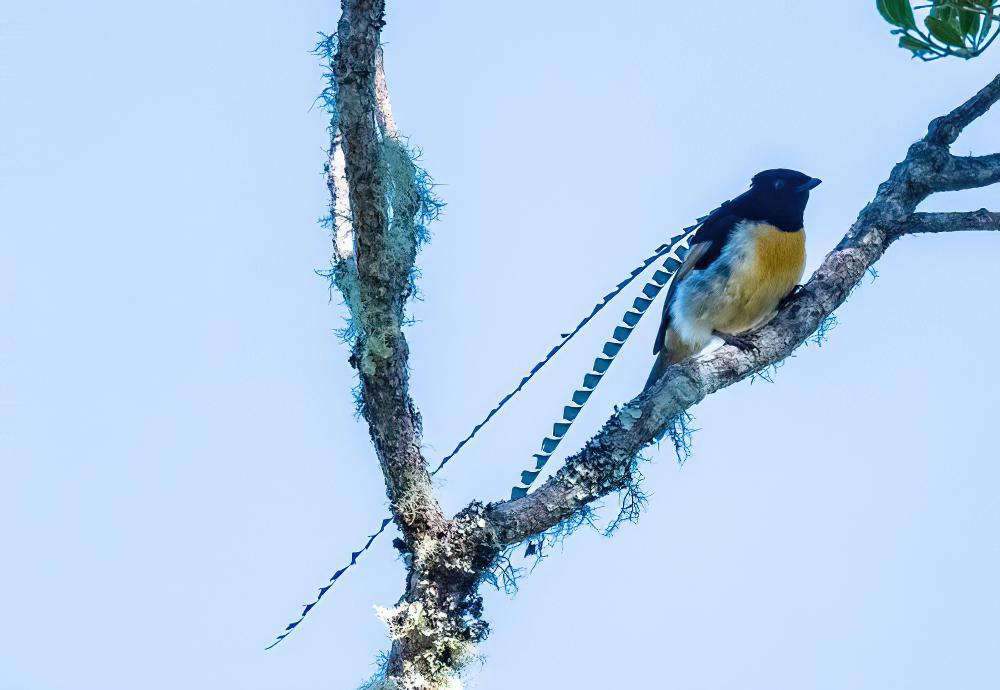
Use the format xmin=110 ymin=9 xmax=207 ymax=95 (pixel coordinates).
xmin=936 ymin=153 xmax=1000 ymax=191
xmin=924 ymin=72 xmax=1000 ymax=146
xmin=893 ymin=209 xmax=1000 ymax=237
xmin=484 ymin=72 xmax=1000 ymax=545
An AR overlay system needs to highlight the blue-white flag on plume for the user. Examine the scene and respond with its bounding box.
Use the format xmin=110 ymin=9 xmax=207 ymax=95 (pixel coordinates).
xmin=509 ymin=226 xmax=697 ymax=499
xmin=267 ymin=224 xmax=701 ymax=649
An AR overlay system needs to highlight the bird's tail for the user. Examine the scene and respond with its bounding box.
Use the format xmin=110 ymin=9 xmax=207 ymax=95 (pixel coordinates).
xmin=643 ymin=350 xmax=670 ymax=393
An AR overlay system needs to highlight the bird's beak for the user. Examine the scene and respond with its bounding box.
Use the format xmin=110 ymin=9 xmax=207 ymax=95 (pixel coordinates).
xmin=796 ymin=177 xmax=822 ymax=192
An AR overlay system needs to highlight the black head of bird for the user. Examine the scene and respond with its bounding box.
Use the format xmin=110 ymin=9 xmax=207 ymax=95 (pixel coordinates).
xmin=735 ymin=168 xmax=822 ymax=232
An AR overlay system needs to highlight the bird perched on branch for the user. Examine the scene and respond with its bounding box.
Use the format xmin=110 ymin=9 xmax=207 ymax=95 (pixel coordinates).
xmin=644 ymin=169 xmax=821 ymax=391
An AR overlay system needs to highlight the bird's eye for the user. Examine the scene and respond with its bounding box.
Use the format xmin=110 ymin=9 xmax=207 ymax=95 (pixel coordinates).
xmin=773 ymin=179 xmax=785 ymax=190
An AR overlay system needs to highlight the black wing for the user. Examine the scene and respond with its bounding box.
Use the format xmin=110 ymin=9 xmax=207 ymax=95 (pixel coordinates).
xmin=651 ymin=198 xmax=747 ymax=355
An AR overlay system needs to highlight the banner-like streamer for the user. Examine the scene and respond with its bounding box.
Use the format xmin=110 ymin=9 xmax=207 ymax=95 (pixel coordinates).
xmin=266 ymin=226 xmax=701 ymax=649
xmin=508 ymin=229 xmax=696 ymax=499
xmin=264 ymin=517 xmax=393 ymax=650
xmin=429 ymin=228 xmax=699 ymax=476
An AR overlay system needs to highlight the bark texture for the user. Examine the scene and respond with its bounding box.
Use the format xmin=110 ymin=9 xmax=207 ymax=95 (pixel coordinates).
xmin=330 ymin=3 xmax=489 ymax=686
xmin=325 ymin=3 xmax=1000 ymax=684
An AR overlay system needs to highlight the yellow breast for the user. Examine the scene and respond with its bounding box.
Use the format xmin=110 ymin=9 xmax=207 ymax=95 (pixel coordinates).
xmin=714 ymin=222 xmax=806 ymax=334
xmin=752 ymin=223 xmax=806 ymax=279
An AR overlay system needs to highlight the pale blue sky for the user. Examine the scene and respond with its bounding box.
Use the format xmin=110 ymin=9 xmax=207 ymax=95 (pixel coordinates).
xmin=3 ymin=2 xmax=999 ymax=689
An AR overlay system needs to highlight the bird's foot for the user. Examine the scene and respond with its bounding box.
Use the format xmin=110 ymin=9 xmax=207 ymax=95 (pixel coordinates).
xmin=777 ymin=284 xmax=804 ymax=310
xmin=714 ymin=330 xmax=759 ymax=354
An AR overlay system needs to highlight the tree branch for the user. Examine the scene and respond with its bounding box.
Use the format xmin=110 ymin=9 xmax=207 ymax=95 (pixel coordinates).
xmin=936 ymin=153 xmax=1000 ymax=191
xmin=330 ymin=6 xmax=483 ymax=684
xmin=893 ymin=209 xmax=1000 ymax=237
xmin=333 ymin=0 xmax=441 ymax=538
xmin=484 ymin=72 xmax=1000 ymax=545
xmin=925 ymin=73 xmax=1000 ymax=146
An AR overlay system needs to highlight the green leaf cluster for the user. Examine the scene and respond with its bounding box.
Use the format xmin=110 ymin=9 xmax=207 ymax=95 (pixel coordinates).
xmin=876 ymin=0 xmax=998 ymax=60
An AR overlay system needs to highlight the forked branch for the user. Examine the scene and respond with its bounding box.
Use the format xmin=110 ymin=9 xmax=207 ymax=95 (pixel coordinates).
xmin=484 ymin=72 xmax=1000 ymax=545
xmin=323 ymin=3 xmax=1000 ymax=684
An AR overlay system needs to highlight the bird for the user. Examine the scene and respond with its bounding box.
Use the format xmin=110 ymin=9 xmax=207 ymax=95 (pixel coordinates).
xmin=644 ymin=168 xmax=821 ymax=391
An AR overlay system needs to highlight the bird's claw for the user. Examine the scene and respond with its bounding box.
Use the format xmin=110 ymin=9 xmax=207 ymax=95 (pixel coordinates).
xmin=778 ymin=284 xmax=804 ymax=310
xmin=714 ymin=330 xmax=759 ymax=353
